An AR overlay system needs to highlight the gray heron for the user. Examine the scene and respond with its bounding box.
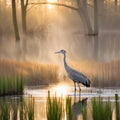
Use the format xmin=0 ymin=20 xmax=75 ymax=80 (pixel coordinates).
xmin=55 ymin=49 xmax=91 ymax=92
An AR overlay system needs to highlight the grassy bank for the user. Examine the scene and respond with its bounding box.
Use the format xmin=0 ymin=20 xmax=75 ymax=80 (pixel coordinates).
xmin=0 ymin=74 xmax=24 ymax=96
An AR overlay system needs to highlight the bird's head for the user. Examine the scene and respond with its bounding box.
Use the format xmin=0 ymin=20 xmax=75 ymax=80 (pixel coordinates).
xmin=55 ymin=49 xmax=66 ymax=55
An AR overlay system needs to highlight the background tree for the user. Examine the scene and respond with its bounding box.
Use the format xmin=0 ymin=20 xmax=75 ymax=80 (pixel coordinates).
xmin=76 ymin=0 xmax=93 ymax=35
xmin=93 ymin=0 xmax=99 ymax=35
xmin=12 ymin=0 xmax=20 ymax=41
xmin=21 ymin=0 xmax=28 ymax=34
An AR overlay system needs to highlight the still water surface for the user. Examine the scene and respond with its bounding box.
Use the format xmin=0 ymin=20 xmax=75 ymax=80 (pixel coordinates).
xmin=24 ymin=84 xmax=120 ymax=120
xmin=0 ymin=85 xmax=120 ymax=120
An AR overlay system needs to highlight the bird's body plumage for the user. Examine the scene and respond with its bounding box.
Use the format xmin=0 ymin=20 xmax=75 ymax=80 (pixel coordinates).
xmin=55 ymin=49 xmax=91 ymax=92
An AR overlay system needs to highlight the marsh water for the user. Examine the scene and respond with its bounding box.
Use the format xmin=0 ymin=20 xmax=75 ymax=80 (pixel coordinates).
xmin=1 ymin=85 xmax=119 ymax=120
xmin=26 ymin=85 xmax=120 ymax=120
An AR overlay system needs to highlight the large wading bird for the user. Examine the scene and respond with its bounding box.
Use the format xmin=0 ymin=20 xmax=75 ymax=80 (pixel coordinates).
xmin=55 ymin=49 xmax=91 ymax=92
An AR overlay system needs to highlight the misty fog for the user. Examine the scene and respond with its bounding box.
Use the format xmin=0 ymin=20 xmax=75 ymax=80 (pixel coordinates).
xmin=0 ymin=0 xmax=120 ymax=63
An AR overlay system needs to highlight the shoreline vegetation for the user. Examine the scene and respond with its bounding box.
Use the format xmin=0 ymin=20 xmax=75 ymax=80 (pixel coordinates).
xmin=0 ymin=58 xmax=120 ymax=88
xmin=0 ymin=93 xmax=119 ymax=120
xmin=0 ymin=58 xmax=120 ymax=96
xmin=0 ymin=74 xmax=24 ymax=96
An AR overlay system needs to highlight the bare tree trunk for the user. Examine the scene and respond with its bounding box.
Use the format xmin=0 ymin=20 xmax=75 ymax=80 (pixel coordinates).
xmin=12 ymin=0 xmax=20 ymax=41
xmin=93 ymin=0 xmax=98 ymax=35
xmin=115 ymin=0 xmax=118 ymax=6
xmin=21 ymin=0 xmax=28 ymax=34
xmin=115 ymin=0 xmax=118 ymax=10
xmin=76 ymin=0 xmax=93 ymax=35
xmin=93 ymin=36 xmax=98 ymax=60
xmin=81 ymin=0 xmax=93 ymax=35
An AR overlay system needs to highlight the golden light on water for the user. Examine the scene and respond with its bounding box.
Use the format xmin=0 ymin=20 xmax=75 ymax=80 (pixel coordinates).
xmin=47 ymin=0 xmax=58 ymax=9
xmin=52 ymin=84 xmax=69 ymax=97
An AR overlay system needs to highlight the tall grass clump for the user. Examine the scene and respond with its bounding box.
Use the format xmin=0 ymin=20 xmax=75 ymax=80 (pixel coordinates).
xmin=0 ymin=96 xmax=35 ymax=120
xmin=82 ymin=105 xmax=87 ymax=120
xmin=0 ymin=98 xmax=10 ymax=120
xmin=0 ymin=74 xmax=24 ymax=96
xmin=66 ymin=96 xmax=73 ymax=120
xmin=92 ymin=96 xmax=112 ymax=120
xmin=26 ymin=64 xmax=59 ymax=86
xmin=26 ymin=96 xmax=35 ymax=120
xmin=115 ymin=94 xmax=120 ymax=120
xmin=46 ymin=91 xmax=63 ymax=120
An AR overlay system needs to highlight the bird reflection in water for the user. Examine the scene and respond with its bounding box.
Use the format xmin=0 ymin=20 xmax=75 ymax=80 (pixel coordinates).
xmin=72 ymin=92 xmax=88 ymax=120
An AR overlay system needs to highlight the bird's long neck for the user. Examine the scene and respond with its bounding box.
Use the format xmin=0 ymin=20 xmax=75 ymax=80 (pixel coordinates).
xmin=63 ymin=53 xmax=67 ymax=65
xmin=63 ymin=53 xmax=69 ymax=70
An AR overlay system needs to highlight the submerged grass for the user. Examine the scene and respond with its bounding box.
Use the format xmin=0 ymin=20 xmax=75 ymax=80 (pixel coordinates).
xmin=46 ymin=91 xmax=63 ymax=120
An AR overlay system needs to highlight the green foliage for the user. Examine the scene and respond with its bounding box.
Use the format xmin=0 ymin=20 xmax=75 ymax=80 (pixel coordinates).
xmin=26 ymin=97 xmax=35 ymax=120
xmin=0 ymin=98 xmax=10 ymax=120
xmin=66 ymin=96 xmax=73 ymax=120
xmin=0 ymin=74 xmax=24 ymax=96
xmin=46 ymin=91 xmax=63 ymax=120
xmin=92 ymin=96 xmax=112 ymax=120
xmin=115 ymin=94 xmax=120 ymax=120
xmin=0 ymin=96 xmax=35 ymax=120
xmin=82 ymin=105 xmax=87 ymax=120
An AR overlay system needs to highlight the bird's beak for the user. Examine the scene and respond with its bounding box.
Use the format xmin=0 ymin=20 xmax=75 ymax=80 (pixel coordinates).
xmin=54 ymin=51 xmax=61 ymax=54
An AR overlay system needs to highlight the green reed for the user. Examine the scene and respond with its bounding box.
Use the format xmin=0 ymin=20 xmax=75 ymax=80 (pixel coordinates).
xmin=92 ymin=96 xmax=112 ymax=120
xmin=0 ymin=96 xmax=35 ymax=120
xmin=66 ymin=96 xmax=73 ymax=120
xmin=26 ymin=97 xmax=35 ymax=120
xmin=82 ymin=105 xmax=87 ymax=120
xmin=46 ymin=91 xmax=63 ymax=120
xmin=0 ymin=98 xmax=10 ymax=120
xmin=115 ymin=94 xmax=120 ymax=120
xmin=0 ymin=74 xmax=24 ymax=96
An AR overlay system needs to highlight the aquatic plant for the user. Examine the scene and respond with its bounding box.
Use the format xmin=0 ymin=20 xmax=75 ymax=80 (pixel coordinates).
xmin=66 ymin=96 xmax=73 ymax=120
xmin=46 ymin=91 xmax=63 ymax=120
xmin=0 ymin=98 xmax=10 ymax=120
xmin=0 ymin=74 xmax=24 ymax=96
xmin=115 ymin=94 xmax=120 ymax=120
xmin=92 ymin=96 xmax=112 ymax=120
xmin=26 ymin=96 xmax=35 ymax=120
xmin=82 ymin=105 xmax=87 ymax=120
xmin=0 ymin=96 xmax=35 ymax=120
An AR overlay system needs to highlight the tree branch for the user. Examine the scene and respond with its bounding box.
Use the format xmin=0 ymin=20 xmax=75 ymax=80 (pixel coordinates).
xmin=28 ymin=2 xmax=79 ymax=11
xmin=25 ymin=0 xmax=28 ymax=8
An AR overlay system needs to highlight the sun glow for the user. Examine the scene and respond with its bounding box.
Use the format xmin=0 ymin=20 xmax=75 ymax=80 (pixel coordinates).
xmin=47 ymin=0 xmax=58 ymax=9
xmin=52 ymin=84 xmax=69 ymax=97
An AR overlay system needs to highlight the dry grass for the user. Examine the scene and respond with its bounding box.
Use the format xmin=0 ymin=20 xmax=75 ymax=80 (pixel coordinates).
xmin=0 ymin=58 xmax=120 ymax=87
xmin=0 ymin=59 xmax=59 ymax=86
xmin=64 ymin=59 xmax=120 ymax=87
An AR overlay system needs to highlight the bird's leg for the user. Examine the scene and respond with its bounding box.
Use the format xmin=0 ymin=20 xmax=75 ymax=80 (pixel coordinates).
xmin=74 ymin=82 xmax=76 ymax=92
xmin=78 ymin=83 xmax=81 ymax=92
xmin=78 ymin=83 xmax=81 ymax=100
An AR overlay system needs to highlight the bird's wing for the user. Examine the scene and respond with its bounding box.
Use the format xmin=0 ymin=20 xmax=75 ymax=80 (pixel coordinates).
xmin=68 ymin=68 xmax=90 ymax=86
